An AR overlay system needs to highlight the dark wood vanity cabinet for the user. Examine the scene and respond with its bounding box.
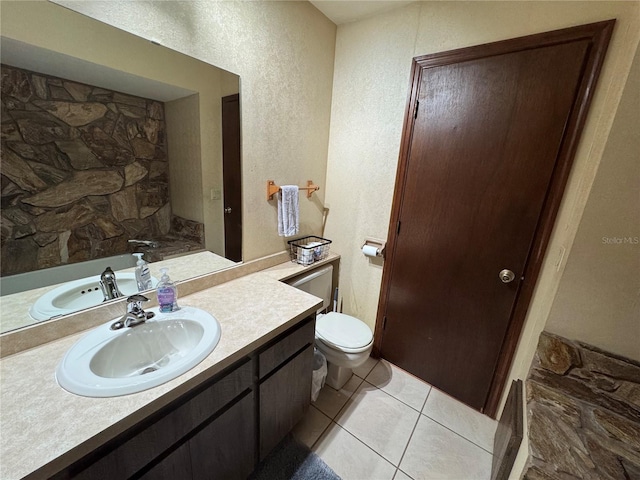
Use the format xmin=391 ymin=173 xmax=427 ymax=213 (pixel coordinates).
xmin=54 ymin=317 xmax=314 ymax=480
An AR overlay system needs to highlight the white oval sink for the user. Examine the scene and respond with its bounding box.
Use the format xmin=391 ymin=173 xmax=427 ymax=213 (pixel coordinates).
xmin=56 ymin=306 xmax=221 ymax=397
xmin=29 ymin=273 xmax=158 ymax=321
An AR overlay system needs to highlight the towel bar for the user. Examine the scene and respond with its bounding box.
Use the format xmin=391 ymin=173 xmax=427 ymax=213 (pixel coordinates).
xmin=267 ymin=180 xmax=319 ymax=201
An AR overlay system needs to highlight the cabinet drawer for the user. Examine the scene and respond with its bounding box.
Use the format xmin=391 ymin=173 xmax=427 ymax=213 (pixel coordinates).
xmin=259 ymin=317 xmax=314 ymax=379
xmin=72 ymin=359 xmax=252 ymax=479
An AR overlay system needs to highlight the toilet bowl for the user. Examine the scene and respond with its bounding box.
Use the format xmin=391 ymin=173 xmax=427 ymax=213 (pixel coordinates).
xmin=287 ymin=265 xmax=374 ymax=390
xmin=315 ymin=311 xmax=373 ymax=389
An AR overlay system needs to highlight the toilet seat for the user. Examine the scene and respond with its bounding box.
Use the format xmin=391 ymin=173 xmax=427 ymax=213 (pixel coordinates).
xmin=316 ymin=312 xmax=373 ymax=354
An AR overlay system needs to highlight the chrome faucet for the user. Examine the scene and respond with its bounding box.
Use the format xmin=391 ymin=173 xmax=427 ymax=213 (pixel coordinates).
xmin=100 ymin=267 xmax=123 ymax=301
xmin=110 ymin=294 xmax=156 ymax=330
xmin=128 ymin=239 xmax=159 ymax=248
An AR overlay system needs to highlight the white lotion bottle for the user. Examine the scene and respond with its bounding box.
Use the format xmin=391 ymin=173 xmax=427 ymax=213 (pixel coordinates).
xmin=157 ymin=268 xmax=179 ymax=312
xmin=133 ymin=253 xmax=153 ymax=291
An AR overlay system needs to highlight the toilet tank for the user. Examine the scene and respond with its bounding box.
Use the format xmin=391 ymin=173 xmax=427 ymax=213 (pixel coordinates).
xmin=286 ymin=265 xmax=333 ymax=312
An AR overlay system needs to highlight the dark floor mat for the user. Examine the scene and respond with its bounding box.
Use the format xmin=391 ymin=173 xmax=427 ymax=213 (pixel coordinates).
xmin=249 ymin=435 xmax=341 ymax=480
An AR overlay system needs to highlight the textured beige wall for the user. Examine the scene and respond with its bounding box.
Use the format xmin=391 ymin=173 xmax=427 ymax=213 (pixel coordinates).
xmin=47 ymin=0 xmax=336 ymax=261
xmin=199 ymin=87 xmax=224 ymax=254
xmin=165 ymin=94 xmax=204 ymax=223
xmin=324 ymin=3 xmax=422 ymax=330
xmin=545 ymin=47 xmax=640 ymax=362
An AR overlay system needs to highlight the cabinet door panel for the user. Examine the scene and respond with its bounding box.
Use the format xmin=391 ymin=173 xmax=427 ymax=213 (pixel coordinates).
xmin=259 ymin=345 xmax=313 ymax=459
xmin=139 ymin=442 xmax=192 ymax=480
xmin=190 ymin=392 xmax=255 ymax=480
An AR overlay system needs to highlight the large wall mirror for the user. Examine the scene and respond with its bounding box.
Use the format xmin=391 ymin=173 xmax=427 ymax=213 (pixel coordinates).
xmin=0 ymin=5 xmax=242 ymax=333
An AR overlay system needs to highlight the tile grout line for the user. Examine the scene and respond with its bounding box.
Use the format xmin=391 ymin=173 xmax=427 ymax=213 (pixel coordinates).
xmin=420 ymin=385 xmax=498 ymax=448
xmin=313 ymin=371 xmax=366 ymax=422
xmin=354 ymin=357 xmax=378 ymax=378
xmin=395 ymin=467 xmax=416 ymax=480
xmin=308 ymin=408 xmax=333 ymax=451
xmin=332 ymin=419 xmax=398 ymax=475
xmin=317 ymin=359 xmax=435 ymax=464
xmin=365 ymin=359 xmax=493 ymax=464
xmin=393 ymin=417 xmax=422 ymax=478
xmin=393 ymin=386 xmax=432 ymax=476
xmin=357 ymin=380 xmax=495 ymax=456
xmin=365 ymin=359 xmax=439 ymax=414
xmin=361 ymin=378 xmax=428 ymax=415
xmin=421 ymin=387 xmax=432 ymax=413
xmin=420 ymin=412 xmax=494 ymax=455
xmin=331 ymin=375 xmax=365 ymax=420
xmin=332 ymin=357 xmax=381 ymax=415
xmin=335 ymin=377 xmax=429 ymax=469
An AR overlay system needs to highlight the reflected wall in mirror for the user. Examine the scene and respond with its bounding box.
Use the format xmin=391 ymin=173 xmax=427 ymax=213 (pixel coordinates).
xmin=0 ymin=7 xmax=242 ymax=333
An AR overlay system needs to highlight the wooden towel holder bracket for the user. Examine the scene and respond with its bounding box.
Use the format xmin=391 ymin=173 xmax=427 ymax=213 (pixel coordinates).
xmin=267 ymin=180 xmax=319 ymax=201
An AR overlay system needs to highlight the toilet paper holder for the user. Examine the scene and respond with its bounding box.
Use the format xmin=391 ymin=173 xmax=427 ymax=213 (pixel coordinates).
xmin=362 ymin=237 xmax=386 ymax=258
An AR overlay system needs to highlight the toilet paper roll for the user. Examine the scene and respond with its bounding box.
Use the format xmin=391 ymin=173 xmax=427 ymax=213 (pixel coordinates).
xmin=297 ymin=246 xmax=314 ymax=265
xmin=362 ymin=245 xmax=380 ymax=257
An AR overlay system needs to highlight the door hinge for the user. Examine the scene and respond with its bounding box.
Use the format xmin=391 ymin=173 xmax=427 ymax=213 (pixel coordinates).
xmin=396 ymin=221 xmax=401 ymax=236
xmin=383 ymin=316 xmax=388 ymax=330
xmin=414 ymin=100 xmax=420 ymax=119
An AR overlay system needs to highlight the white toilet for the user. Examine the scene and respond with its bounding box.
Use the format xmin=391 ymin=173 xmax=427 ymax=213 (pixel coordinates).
xmin=288 ymin=265 xmax=373 ymax=390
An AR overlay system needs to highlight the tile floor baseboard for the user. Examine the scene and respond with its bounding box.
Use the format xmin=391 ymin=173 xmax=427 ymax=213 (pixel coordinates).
xmin=293 ymin=357 xmax=498 ymax=480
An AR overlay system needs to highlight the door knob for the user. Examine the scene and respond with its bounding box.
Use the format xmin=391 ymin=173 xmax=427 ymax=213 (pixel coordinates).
xmin=224 ymin=207 xmax=232 ymax=214
xmin=499 ymin=269 xmax=516 ymax=283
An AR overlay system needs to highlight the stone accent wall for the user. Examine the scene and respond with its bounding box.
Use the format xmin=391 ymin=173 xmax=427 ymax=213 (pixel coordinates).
xmin=171 ymin=215 xmax=205 ymax=245
xmin=525 ymin=332 xmax=640 ymax=479
xmin=1 ymin=64 xmax=171 ymax=276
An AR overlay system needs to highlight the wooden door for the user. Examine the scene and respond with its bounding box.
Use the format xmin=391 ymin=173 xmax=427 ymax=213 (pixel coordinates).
xmin=222 ymin=94 xmax=242 ymax=262
xmin=376 ymin=21 xmax=614 ymax=415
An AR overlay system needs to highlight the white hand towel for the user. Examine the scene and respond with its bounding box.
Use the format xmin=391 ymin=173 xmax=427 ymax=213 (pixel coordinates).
xmin=278 ymin=185 xmax=299 ymax=237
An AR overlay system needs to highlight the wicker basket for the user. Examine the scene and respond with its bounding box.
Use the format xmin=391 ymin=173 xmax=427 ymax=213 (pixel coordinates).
xmin=287 ymin=236 xmax=332 ymax=265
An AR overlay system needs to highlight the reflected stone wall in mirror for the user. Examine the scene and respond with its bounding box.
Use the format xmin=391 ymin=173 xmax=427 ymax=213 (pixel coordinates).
xmin=0 ymin=15 xmax=241 ymax=333
xmin=1 ymin=64 xmax=180 ymax=276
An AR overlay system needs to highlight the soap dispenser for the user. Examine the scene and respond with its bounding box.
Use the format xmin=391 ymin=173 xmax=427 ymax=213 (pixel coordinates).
xmin=133 ymin=253 xmax=153 ymax=291
xmin=157 ymin=268 xmax=179 ymax=312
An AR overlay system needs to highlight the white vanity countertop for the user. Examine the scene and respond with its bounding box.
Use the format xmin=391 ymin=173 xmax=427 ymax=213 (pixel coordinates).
xmin=0 ymin=269 xmax=323 ymax=480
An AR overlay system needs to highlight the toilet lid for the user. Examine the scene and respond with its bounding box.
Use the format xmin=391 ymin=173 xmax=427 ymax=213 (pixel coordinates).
xmin=316 ymin=312 xmax=373 ymax=351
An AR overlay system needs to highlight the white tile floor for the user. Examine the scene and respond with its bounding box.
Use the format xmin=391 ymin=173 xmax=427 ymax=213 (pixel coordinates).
xmin=292 ymin=357 xmax=498 ymax=480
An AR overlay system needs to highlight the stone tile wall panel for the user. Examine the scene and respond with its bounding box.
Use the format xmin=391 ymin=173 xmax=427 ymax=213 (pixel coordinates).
xmin=525 ymin=332 xmax=640 ymax=479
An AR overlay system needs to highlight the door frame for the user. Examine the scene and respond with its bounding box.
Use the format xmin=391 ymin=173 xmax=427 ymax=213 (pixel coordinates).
xmin=373 ymin=20 xmax=615 ymax=418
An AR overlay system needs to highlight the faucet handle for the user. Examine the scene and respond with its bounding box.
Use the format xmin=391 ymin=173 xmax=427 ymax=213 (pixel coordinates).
xmin=127 ymin=294 xmax=149 ymax=303
xmin=127 ymin=294 xmax=149 ymax=312
xmin=111 ymin=295 xmax=154 ymax=330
